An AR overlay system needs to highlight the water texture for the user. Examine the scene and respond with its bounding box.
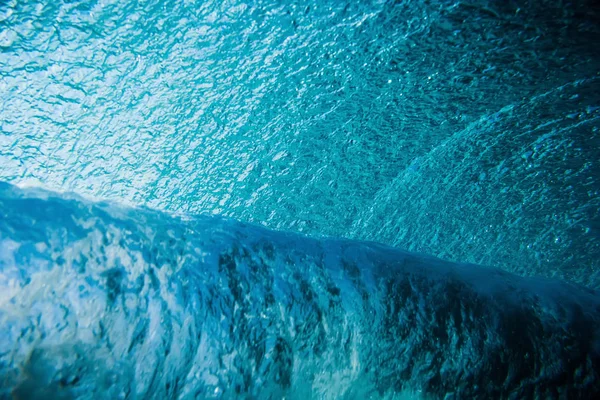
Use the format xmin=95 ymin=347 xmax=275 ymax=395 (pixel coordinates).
xmin=1 ymin=0 xmax=600 ymax=287
xmin=1 ymin=182 xmax=599 ymax=399
xmin=2 ymin=1 xmax=600 ymax=397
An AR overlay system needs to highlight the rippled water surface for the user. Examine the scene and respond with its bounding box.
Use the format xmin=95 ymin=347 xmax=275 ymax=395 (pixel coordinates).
xmin=1 ymin=0 xmax=600 ymax=287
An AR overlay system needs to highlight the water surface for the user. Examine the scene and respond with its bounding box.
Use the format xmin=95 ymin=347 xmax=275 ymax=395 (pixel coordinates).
xmin=1 ymin=0 xmax=600 ymax=287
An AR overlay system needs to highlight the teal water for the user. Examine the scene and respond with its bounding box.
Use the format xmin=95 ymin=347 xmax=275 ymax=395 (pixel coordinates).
xmin=2 ymin=182 xmax=600 ymax=398
xmin=1 ymin=0 xmax=600 ymax=289
xmin=2 ymin=1 xmax=600 ymax=398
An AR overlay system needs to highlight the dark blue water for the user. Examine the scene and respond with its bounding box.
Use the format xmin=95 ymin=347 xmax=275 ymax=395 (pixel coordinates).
xmin=1 ymin=0 xmax=600 ymax=398
xmin=1 ymin=182 xmax=599 ymax=398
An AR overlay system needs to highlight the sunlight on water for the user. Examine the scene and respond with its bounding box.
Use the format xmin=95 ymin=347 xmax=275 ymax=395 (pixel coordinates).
xmin=1 ymin=1 xmax=599 ymax=286
xmin=2 ymin=1 xmax=600 ymax=397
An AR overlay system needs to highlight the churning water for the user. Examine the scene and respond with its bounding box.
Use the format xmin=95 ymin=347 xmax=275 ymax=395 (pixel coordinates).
xmin=1 ymin=0 xmax=600 ymax=398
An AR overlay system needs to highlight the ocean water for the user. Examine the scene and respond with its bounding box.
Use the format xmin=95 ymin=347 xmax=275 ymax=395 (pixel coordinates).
xmin=1 ymin=0 xmax=600 ymax=398
xmin=1 ymin=182 xmax=599 ymax=398
xmin=1 ymin=0 xmax=599 ymax=287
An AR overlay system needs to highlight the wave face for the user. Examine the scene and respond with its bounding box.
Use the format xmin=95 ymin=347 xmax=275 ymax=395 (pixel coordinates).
xmin=1 ymin=0 xmax=600 ymax=287
xmin=1 ymin=182 xmax=599 ymax=399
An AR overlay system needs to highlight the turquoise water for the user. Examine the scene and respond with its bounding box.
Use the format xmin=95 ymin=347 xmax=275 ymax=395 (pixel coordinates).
xmin=2 ymin=1 xmax=600 ymax=397
xmin=1 ymin=0 xmax=600 ymax=287
xmin=1 ymin=182 xmax=599 ymax=398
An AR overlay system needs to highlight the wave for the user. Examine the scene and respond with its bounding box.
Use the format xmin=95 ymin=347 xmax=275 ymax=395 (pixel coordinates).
xmin=1 ymin=181 xmax=598 ymax=399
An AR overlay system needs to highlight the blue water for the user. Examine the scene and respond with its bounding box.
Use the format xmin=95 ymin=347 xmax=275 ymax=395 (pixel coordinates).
xmin=1 ymin=0 xmax=600 ymax=397
xmin=1 ymin=0 xmax=599 ymax=287
xmin=1 ymin=182 xmax=599 ymax=398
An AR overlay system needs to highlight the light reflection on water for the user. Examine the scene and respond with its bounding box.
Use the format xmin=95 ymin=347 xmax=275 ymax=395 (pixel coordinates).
xmin=1 ymin=0 xmax=599 ymax=287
